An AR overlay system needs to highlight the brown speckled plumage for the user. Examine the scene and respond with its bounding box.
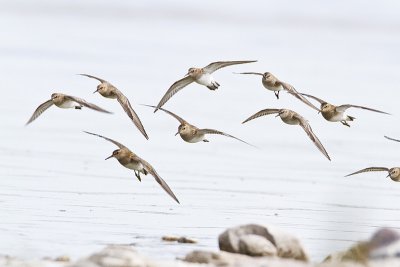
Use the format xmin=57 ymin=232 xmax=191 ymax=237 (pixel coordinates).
xmin=79 ymin=74 xmax=149 ymax=140
xmin=84 ymin=131 xmax=180 ymax=203
xmin=243 ymin=108 xmax=330 ymax=160
xmin=26 ymin=92 xmax=111 ymax=125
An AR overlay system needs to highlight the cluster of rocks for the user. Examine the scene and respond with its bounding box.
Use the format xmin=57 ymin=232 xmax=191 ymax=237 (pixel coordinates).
xmin=2 ymin=224 xmax=400 ymax=267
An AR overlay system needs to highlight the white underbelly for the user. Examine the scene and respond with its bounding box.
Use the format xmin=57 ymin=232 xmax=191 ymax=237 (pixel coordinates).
xmin=58 ymin=100 xmax=80 ymax=109
xmin=329 ymin=112 xmax=347 ymax=122
xmin=124 ymin=162 xmax=144 ymax=171
xmin=195 ymin=73 xmax=214 ymax=87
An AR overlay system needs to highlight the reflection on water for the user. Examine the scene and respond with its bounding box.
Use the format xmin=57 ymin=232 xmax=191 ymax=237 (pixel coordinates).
xmin=0 ymin=0 xmax=400 ymax=261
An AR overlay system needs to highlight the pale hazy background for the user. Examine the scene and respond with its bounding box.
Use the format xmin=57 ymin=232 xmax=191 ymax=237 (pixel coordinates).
xmin=0 ymin=0 xmax=399 ymax=261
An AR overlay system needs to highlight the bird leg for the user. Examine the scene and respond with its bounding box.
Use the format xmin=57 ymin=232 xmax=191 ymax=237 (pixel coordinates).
xmin=341 ymin=121 xmax=351 ymax=127
xmin=134 ymin=170 xmax=142 ymax=182
xmin=274 ymin=91 xmax=280 ymax=99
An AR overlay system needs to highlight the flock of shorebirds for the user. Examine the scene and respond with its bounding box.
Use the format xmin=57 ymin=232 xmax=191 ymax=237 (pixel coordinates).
xmin=26 ymin=60 xmax=399 ymax=204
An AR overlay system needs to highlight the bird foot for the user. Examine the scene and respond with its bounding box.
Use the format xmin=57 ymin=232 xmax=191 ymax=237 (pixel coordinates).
xmin=341 ymin=121 xmax=351 ymax=127
xmin=134 ymin=171 xmax=142 ymax=182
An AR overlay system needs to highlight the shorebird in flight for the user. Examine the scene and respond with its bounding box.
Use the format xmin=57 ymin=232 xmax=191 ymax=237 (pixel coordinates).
xmin=235 ymin=71 xmax=319 ymax=111
xmin=84 ymin=131 xmax=180 ymax=203
xmin=26 ymin=93 xmax=111 ymax=125
xmin=79 ymin=74 xmax=149 ymax=139
xmin=144 ymin=105 xmax=253 ymax=146
xmin=346 ymin=167 xmax=400 ymax=182
xmin=300 ymin=93 xmax=389 ymax=127
xmin=242 ymin=108 xmax=330 ymax=160
xmin=154 ymin=60 xmax=257 ymax=112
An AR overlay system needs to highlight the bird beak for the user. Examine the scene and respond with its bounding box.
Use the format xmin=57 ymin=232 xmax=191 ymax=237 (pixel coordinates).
xmin=175 ymin=131 xmax=179 ymax=136
xmin=318 ymin=110 xmax=321 ymax=114
xmin=387 ymin=174 xmax=390 ymax=178
xmin=275 ymin=113 xmax=281 ymax=118
xmin=93 ymin=89 xmax=98 ymax=94
xmin=105 ymin=155 xmax=113 ymax=160
xmin=184 ymin=72 xmax=190 ymax=77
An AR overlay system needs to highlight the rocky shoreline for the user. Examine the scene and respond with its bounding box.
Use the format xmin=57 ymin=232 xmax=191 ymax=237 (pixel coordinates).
xmin=2 ymin=224 xmax=400 ymax=267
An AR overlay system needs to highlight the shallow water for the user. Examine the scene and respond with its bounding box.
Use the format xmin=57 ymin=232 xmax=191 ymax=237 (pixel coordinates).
xmin=1 ymin=0 xmax=400 ymax=262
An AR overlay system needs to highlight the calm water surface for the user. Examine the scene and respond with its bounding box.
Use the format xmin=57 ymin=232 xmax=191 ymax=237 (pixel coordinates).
xmin=0 ymin=0 xmax=400 ymax=261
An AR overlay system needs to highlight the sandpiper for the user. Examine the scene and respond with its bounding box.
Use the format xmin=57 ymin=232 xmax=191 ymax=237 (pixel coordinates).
xmin=235 ymin=72 xmax=319 ymax=111
xmin=26 ymin=93 xmax=111 ymax=125
xmin=79 ymin=74 xmax=149 ymax=139
xmin=242 ymin=108 xmax=330 ymax=160
xmin=345 ymin=167 xmax=400 ymax=182
xmin=384 ymin=136 xmax=400 ymax=142
xmin=84 ymin=131 xmax=180 ymax=203
xmin=154 ymin=60 xmax=257 ymax=111
xmin=300 ymin=93 xmax=390 ymax=127
xmin=143 ymin=105 xmax=253 ymax=146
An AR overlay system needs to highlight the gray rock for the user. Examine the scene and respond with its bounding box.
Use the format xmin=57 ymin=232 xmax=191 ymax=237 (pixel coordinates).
xmin=3 ymin=243 xmax=400 ymax=267
xmin=271 ymin=226 xmax=309 ymax=261
xmin=218 ymin=224 xmax=309 ymax=261
xmin=0 ymin=255 xmax=66 ymax=267
xmin=322 ymin=241 xmax=370 ymax=265
xmin=323 ymin=228 xmax=400 ymax=267
xmin=69 ymin=245 xmax=207 ymax=267
xmin=183 ymin=250 xmax=223 ymax=265
xmin=219 ymin=224 xmax=274 ymax=253
xmin=238 ymin=234 xmax=277 ymax=256
xmin=184 ymin=250 xmax=311 ymax=267
xmin=70 ymin=246 xmax=147 ymax=267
